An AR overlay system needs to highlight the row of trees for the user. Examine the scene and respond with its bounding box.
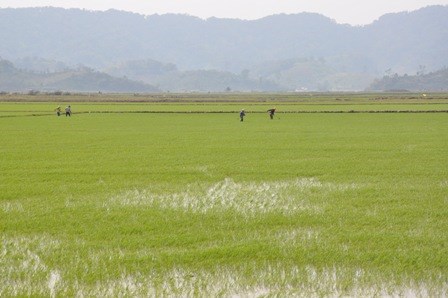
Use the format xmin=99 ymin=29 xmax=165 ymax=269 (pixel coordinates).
xmin=368 ymin=67 xmax=448 ymax=91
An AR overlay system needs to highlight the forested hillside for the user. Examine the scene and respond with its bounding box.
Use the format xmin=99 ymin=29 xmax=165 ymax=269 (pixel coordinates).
xmin=0 ymin=60 xmax=160 ymax=92
xmin=1 ymin=5 xmax=447 ymax=91
xmin=368 ymin=68 xmax=448 ymax=91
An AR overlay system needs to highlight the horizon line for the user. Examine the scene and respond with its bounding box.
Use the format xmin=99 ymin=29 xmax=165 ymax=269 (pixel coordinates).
xmin=0 ymin=4 xmax=446 ymax=26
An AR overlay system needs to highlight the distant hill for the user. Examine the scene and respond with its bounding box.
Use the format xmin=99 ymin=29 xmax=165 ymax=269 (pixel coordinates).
xmin=13 ymin=57 xmax=70 ymax=73
xmin=105 ymin=59 xmax=178 ymax=81
xmin=0 ymin=58 xmax=280 ymax=92
xmin=104 ymin=59 xmax=281 ymax=92
xmin=0 ymin=59 xmax=160 ymax=92
xmin=0 ymin=6 xmax=447 ymax=73
xmin=0 ymin=6 xmax=447 ymax=91
xmin=249 ymin=58 xmax=375 ymax=91
xmin=368 ymin=68 xmax=448 ymax=91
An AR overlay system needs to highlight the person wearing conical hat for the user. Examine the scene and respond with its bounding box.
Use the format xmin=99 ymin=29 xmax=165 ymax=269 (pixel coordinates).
xmin=240 ymin=109 xmax=246 ymax=122
xmin=267 ymin=107 xmax=276 ymax=119
xmin=55 ymin=106 xmax=61 ymax=116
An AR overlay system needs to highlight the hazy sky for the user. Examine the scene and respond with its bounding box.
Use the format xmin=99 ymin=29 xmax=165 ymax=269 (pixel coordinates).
xmin=1 ymin=0 xmax=447 ymax=25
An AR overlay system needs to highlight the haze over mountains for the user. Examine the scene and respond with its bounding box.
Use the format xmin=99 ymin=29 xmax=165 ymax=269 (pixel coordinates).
xmin=0 ymin=6 xmax=447 ymax=92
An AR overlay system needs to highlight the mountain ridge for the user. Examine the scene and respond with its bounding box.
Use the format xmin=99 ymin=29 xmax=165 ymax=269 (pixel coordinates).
xmin=0 ymin=60 xmax=161 ymax=93
xmin=0 ymin=5 xmax=447 ymax=91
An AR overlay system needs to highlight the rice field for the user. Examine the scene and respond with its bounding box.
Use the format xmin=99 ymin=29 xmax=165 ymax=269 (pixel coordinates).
xmin=1 ymin=93 xmax=447 ymax=296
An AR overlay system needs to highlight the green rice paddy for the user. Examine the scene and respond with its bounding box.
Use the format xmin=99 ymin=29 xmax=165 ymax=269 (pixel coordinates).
xmin=1 ymin=93 xmax=447 ymax=296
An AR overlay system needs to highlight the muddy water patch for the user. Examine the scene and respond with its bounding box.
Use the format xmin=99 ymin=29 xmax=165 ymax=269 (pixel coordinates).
xmin=67 ymin=265 xmax=448 ymax=297
xmin=1 ymin=201 xmax=24 ymax=213
xmin=0 ymin=235 xmax=63 ymax=297
xmin=105 ymin=178 xmax=359 ymax=217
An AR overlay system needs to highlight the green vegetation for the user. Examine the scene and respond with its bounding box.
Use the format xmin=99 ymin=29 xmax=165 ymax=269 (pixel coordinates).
xmin=0 ymin=60 xmax=160 ymax=93
xmin=368 ymin=68 xmax=448 ymax=92
xmin=1 ymin=94 xmax=447 ymax=296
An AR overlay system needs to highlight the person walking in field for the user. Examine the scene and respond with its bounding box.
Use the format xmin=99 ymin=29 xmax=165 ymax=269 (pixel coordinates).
xmin=65 ymin=105 xmax=71 ymax=117
xmin=267 ymin=107 xmax=276 ymax=119
xmin=240 ymin=109 xmax=246 ymax=122
xmin=55 ymin=106 xmax=61 ymax=116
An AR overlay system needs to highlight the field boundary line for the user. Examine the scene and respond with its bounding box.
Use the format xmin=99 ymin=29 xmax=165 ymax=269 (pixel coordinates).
xmin=87 ymin=110 xmax=448 ymax=114
xmin=1 ymin=110 xmax=448 ymax=118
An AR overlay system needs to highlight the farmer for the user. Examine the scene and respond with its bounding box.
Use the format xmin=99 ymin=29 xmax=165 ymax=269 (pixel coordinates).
xmin=240 ymin=109 xmax=246 ymax=122
xmin=55 ymin=106 xmax=61 ymax=116
xmin=267 ymin=107 xmax=276 ymax=119
xmin=65 ymin=105 xmax=71 ymax=117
